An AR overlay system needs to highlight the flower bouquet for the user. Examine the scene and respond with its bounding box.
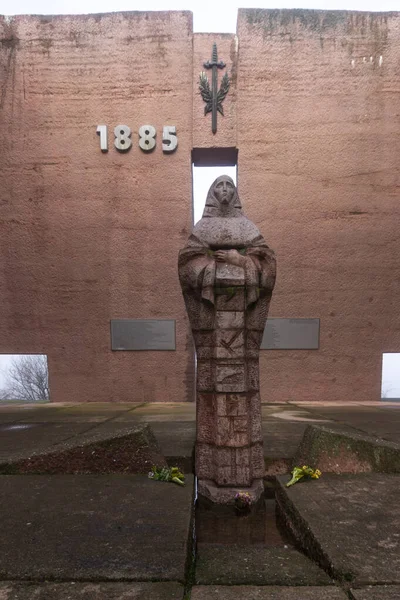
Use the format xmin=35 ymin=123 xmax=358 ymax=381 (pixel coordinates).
xmin=148 ymin=465 xmax=185 ymax=486
xmin=286 ymin=465 xmax=322 ymax=487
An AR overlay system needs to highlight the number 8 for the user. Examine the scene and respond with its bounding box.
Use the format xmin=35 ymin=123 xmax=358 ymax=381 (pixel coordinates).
xmin=139 ymin=125 xmax=156 ymax=152
xmin=114 ymin=125 xmax=132 ymax=152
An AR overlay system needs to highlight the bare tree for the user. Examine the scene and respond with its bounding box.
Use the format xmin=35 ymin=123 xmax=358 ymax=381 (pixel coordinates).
xmin=381 ymin=383 xmax=393 ymax=399
xmin=0 ymin=355 xmax=49 ymax=402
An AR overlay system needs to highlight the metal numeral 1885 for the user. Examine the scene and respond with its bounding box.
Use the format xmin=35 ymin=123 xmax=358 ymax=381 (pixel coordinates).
xmin=96 ymin=125 xmax=178 ymax=153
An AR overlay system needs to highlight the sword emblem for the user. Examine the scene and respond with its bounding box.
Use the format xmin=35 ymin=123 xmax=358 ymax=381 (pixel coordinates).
xmin=199 ymin=43 xmax=230 ymax=134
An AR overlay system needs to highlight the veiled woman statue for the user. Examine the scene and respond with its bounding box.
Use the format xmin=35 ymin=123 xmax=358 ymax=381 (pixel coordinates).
xmin=178 ymin=175 xmax=276 ymax=503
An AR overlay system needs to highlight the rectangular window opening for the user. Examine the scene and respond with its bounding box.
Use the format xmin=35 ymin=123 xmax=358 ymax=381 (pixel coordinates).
xmin=381 ymin=353 xmax=400 ymax=402
xmin=192 ymin=148 xmax=238 ymax=225
xmin=191 ymin=151 xmax=238 ymax=397
xmin=0 ymin=354 xmax=50 ymax=403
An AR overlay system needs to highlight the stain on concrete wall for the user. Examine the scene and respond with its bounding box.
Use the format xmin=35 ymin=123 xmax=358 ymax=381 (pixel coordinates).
xmin=237 ymin=9 xmax=400 ymax=402
xmin=0 ymin=12 xmax=194 ymax=402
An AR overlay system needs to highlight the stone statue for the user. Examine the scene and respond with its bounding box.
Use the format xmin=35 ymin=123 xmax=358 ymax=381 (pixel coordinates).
xmin=178 ymin=175 xmax=276 ymax=504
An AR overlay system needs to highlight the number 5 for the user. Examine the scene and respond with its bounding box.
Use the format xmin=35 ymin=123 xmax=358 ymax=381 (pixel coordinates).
xmin=162 ymin=126 xmax=178 ymax=153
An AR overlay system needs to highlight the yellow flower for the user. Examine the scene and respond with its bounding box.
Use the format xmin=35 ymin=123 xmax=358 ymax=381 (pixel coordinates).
xmin=286 ymin=465 xmax=322 ymax=487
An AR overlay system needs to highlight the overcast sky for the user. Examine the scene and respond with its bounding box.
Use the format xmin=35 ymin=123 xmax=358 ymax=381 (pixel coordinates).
xmin=1 ymin=0 xmax=399 ymax=398
xmin=1 ymin=0 xmax=399 ymax=31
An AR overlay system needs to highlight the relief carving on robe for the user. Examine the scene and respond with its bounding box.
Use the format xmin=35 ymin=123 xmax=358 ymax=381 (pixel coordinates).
xmin=178 ymin=176 xmax=276 ymax=503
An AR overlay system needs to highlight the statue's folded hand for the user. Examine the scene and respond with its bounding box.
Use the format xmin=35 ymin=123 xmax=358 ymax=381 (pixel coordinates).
xmin=214 ymin=249 xmax=246 ymax=268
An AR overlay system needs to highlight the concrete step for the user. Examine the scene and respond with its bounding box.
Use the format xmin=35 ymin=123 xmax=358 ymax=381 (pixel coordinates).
xmin=294 ymin=425 xmax=400 ymax=474
xmin=195 ymin=543 xmax=333 ymax=586
xmin=276 ymin=473 xmax=400 ymax=585
xmin=0 ymin=475 xmax=194 ymax=582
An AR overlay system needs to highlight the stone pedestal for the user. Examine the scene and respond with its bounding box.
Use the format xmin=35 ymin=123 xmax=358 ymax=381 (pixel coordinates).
xmin=195 ymin=263 xmax=265 ymax=504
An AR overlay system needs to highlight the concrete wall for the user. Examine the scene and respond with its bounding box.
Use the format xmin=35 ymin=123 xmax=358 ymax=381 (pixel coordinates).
xmin=0 ymin=12 xmax=194 ymax=402
xmin=237 ymin=10 xmax=400 ymax=401
xmin=1 ymin=9 xmax=399 ymax=402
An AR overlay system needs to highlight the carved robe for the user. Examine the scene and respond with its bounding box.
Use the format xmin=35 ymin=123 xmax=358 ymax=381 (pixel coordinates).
xmin=178 ymin=176 xmax=276 ymax=501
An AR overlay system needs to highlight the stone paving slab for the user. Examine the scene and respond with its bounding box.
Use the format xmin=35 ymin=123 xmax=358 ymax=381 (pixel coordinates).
xmin=195 ymin=544 xmax=332 ymax=586
xmin=276 ymin=473 xmax=400 ymax=585
xmin=0 ymin=419 xmax=194 ymax=472
xmin=0 ymin=475 xmax=193 ymax=581
xmin=1 ymin=402 xmax=400 ymax=467
xmin=62 ymin=404 xmax=142 ymax=413
xmin=0 ymin=405 xmax=63 ymax=423
xmin=294 ymin=425 xmax=400 ymax=473
xmin=350 ymin=586 xmax=400 ymax=599
xmin=291 ymin=403 xmax=400 ymax=444
xmin=114 ymin=402 xmax=196 ymax=422
xmin=263 ymin=407 xmax=332 ymax=424
xmin=3 ymin=404 xmax=143 ymax=424
xmin=191 ymin=586 xmax=347 ymax=599
xmin=150 ymin=421 xmax=195 ymax=457
xmin=1 ymin=424 xmax=167 ymax=474
xmin=0 ymin=423 xmax=165 ymax=468
xmin=0 ymin=582 xmax=184 ymax=599
xmin=262 ymin=423 xmax=309 ymax=458
xmin=0 ymin=423 xmax=95 ymax=462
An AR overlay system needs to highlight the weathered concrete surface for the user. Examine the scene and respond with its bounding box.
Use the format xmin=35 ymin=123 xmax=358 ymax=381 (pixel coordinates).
xmin=350 ymin=586 xmax=400 ymax=600
xmin=150 ymin=421 xmax=195 ymax=471
xmin=196 ymin=498 xmax=288 ymax=545
xmin=2 ymin=402 xmax=400 ymax=471
xmin=0 ymin=423 xmax=95 ymax=462
xmin=0 ymin=475 xmax=193 ymax=581
xmin=0 ymin=424 xmax=167 ymax=474
xmin=0 ymin=403 xmax=143 ymax=423
xmin=276 ymin=473 xmax=400 ymax=584
xmin=237 ymin=9 xmax=400 ymax=403
xmin=195 ymin=544 xmax=332 ymax=585
xmin=293 ymin=425 xmax=400 ymax=473
xmin=0 ymin=12 xmax=194 ymax=404
xmin=191 ymin=587 xmax=348 ymax=599
xmin=291 ymin=403 xmax=400 ymax=444
xmin=0 ymin=582 xmax=184 ymax=599
xmin=0 ymin=404 xmax=195 ymax=471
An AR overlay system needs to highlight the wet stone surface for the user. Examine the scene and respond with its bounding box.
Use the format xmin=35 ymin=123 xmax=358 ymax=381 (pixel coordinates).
xmin=195 ymin=543 xmax=332 ymax=586
xmin=0 ymin=475 xmax=193 ymax=581
xmin=350 ymin=586 xmax=400 ymax=600
xmin=276 ymin=473 xmax=400 ymax=584
xmin=194 ymin=484 xmax=332 ymax=586
xmin=0 ymin=582 xmax=184 ymax=600
xmin=196 ymin=498 xmax=289 ymax=546
xmin=0 ymin=424 xmax=167 ymax=474
xmin=191 ymin=586 xmax=348 ymax=599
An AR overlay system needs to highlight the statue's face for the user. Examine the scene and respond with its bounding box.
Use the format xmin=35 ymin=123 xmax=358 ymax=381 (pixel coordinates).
xmin=214 ymin=179 xmax=235 ymax=205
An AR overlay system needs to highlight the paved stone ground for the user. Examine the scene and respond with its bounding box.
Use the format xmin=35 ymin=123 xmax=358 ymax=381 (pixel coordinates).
xmin=290 ymin=402 xmax=400 ymax=444
xmin=0 ymin=475 xmax=193 ymax=582
xmin=293 ymin=424 xmax=400 ymax=474
xmin=195 ymin=544 xmax=332 ymax=586
xmin=350 ymin=586 xmax=400 ymax=599
xmin=0 ymin=401 xmax=399 ymax=598
xmin=0 ymin=582 xmax=184 ymax=599
xmin=3 ymin=583 xmax=400 ymax=600
xmin=191 ymin=586 xmax=348 ymax=599
xmin=276 ymin=473 xmax=400 ymax=585
xmin=1 ymin=401 xmax=399 ymax=465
